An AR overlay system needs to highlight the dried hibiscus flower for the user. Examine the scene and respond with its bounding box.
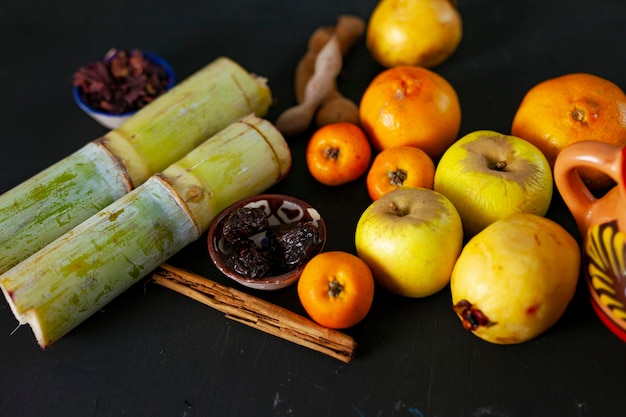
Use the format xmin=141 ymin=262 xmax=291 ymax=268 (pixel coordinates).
xmin=73 ymin=48 xmax=171 ymax=114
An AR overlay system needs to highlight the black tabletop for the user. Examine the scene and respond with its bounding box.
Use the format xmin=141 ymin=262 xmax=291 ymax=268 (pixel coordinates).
xmin=1 ymin=1 xmax=625 ymax=416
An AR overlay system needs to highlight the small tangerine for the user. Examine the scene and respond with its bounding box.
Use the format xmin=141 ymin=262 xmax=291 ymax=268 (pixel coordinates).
xmin=297 ymin=251 xmax=375 ymax=329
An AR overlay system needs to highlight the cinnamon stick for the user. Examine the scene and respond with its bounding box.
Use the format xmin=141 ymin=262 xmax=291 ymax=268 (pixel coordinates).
xmin=151 ymin=263 xmax=356 ymax=363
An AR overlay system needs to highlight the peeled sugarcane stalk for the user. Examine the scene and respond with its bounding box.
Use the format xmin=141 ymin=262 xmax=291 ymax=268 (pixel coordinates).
xmin=1 ymin=114 xmax=291 ymax=348
xmin=0 ymin=57 xmax=272 ymax=275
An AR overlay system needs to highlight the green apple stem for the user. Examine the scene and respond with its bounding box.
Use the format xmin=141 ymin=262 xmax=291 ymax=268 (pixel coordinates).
xmin=490 ymin=160 xmax=508 ymax=171
xmin=388 ymin=201 xmax=406 ymax=217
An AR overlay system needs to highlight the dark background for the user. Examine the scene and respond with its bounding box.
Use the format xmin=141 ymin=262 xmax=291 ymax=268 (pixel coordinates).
xmin=1 ymin=1 xmax=625 ymax=416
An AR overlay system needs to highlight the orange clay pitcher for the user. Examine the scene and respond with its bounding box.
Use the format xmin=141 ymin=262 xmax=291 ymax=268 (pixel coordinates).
xmin=554 ymin=141 xmax=626 ymax=342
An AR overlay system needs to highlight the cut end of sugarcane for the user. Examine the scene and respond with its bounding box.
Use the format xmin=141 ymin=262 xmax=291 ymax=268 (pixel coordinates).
xmin=20 ymin=311 xmax=49 ymax=349
xmin=1 ymin=285 xmax=24 ymax=325
xmin=1 ymin=285 xmax=48 ymax=348
xmin=213 ymin=57 xmax=273 ymax=115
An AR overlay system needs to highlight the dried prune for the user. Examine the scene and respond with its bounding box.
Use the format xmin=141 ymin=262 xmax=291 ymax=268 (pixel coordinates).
xmin=268 ymin=222 xmax=321 ymax=272
xmin=222 ymin=207 xmax=270 ymax=244
xmin=220 ymin=205 xmax=321 ymax=279
xmin=226 ymin=239 xmax=275 ymax=279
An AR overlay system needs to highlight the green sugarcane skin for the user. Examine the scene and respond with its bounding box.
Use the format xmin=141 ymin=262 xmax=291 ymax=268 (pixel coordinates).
xmin=0 ymin=57 xmax=270 ymax=276
xmin=1 ymin=176 xmax=199 ymax=347
xmin=0 ymin=142 xmax=132 ymax=274
xmin=1 ymin=116 xmax=291 ymax=348
xmin=162 ymin=114 xmax=292 ymax=231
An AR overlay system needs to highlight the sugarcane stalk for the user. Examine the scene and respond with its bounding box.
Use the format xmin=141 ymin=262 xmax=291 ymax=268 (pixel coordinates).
xmin=3 ymin=177 xmax=199 ymax=347
xmin=103 ymin=57 xmax=273 ymax=185
xmin=160 ymin=114 xmax=293 ymax=230
xmin=0 ymin=142 xmax=132 ymax=276
xmin=1 ymin=115 xmax=291 ymax=348
xmin=0 ymin=57 xmax=271 ymax=275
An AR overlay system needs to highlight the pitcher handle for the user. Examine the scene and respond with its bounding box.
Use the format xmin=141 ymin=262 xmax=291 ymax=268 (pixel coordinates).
xmin=553 ymin=141 xmax=623 ymax=234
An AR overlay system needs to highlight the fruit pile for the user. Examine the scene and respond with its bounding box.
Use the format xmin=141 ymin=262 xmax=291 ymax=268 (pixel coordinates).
xmin=276 ymin=1 xmax=626 ymax=344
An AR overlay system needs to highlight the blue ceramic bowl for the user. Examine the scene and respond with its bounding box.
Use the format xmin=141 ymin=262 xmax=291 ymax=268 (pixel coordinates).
xmin=73 ymin=51 xmax=175 ymax=129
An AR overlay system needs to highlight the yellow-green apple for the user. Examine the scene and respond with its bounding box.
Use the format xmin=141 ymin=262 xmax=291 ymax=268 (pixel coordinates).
xmin=434 ymin=130 xmax=553 ymax=237
xmin=451 ymin=213 xmax=580 ymax=344
xmin=355 ymin=187 xmax=463 ymax=298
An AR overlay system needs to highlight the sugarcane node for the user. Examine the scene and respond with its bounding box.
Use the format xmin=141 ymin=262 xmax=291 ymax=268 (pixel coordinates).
xmin=185 ymin=186 xmax=205 ymax=203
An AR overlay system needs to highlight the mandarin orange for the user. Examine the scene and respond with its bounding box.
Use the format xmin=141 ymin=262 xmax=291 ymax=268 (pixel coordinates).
xmin=297 ymin=251 xmax=375 ymax=329
xmin=366 ymin=146 xmax=435 ymax=200
xmin=511 ymin=73 xmax=626 ymax=190
xmin=306 ymin=122 xmax=372 ymax=186
xmin=359 ymin=66 xmax=461 ymax=159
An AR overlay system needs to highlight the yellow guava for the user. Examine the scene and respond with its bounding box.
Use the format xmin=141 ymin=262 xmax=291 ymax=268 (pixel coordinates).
xmin=450 ymin=213 xmax=581 ymax=344
xmin=366 ymin=0 xmax=463 ymax=68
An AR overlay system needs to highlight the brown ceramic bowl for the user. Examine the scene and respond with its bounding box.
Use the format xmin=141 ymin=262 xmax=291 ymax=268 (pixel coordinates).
xmin=207 ymin=194 xmax=326 ymax=290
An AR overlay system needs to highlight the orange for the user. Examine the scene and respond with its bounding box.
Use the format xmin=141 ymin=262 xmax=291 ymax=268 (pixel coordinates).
xmin=366 ymin=145 xmax=435 ymax=200
xmin=305 ymin=122 xmax=372 ymax=186
xmin=297 ymin=251 xmax=375 ymax=329
xmin=511 ymin=73 xmax=626 ymax=190
xmin=359 ymin=65 xmax=461 ymax=159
